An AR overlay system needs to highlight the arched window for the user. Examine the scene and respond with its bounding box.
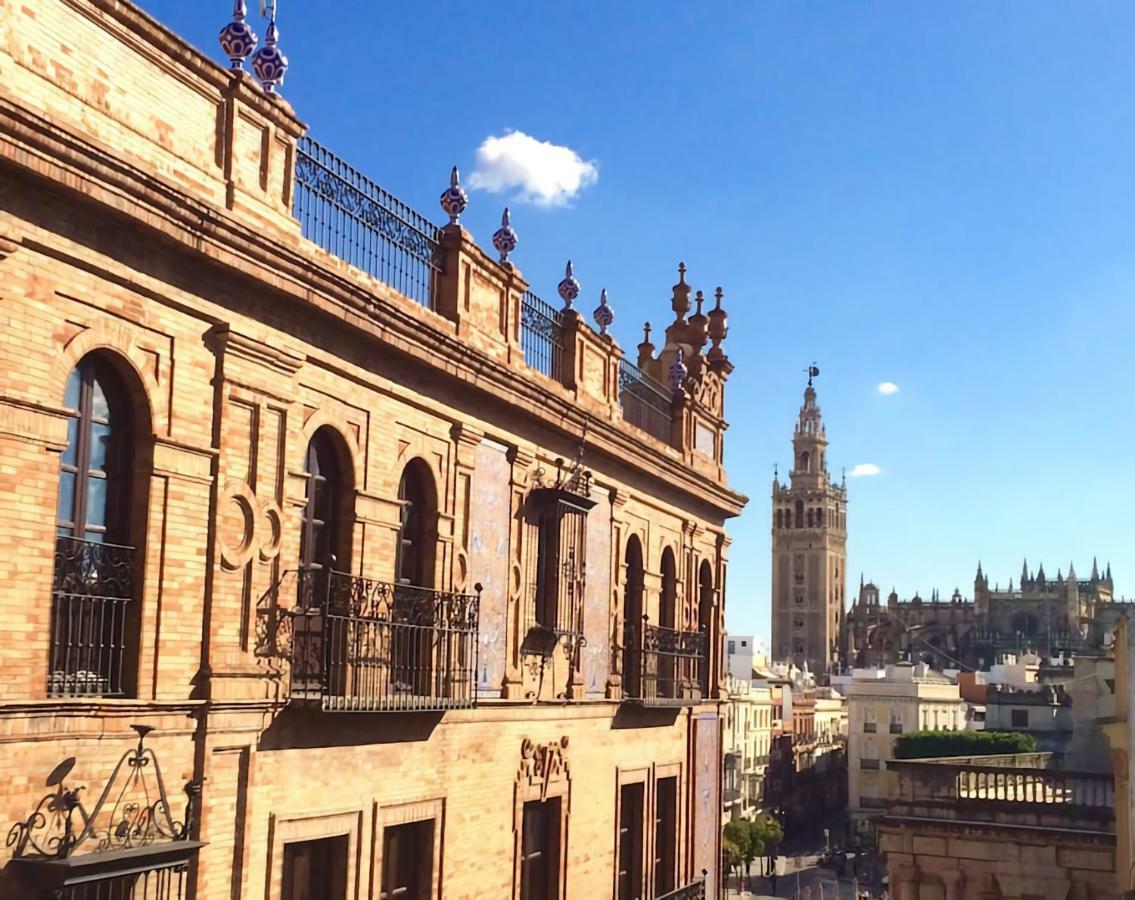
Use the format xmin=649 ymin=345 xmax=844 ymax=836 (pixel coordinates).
xmin=396 ymin=459 xmax=437 ymax=588
xmin=794 ymin=499 xmax=804 ymax=529
xmin=52 ymin=354 xmax=140 ymax=697
xmin=660 ymin=548 xmax=677 ymax=629
xmin=300 ymin=427 xmax=350 ymax=573
xmin=806 ymin=509 xmax=813 ymax=528
xmin=816 ymin=507 xmax=824 ymax=527
xmin=775 ymin=509 xmax=782 ymax=530
xmin=698 ymin=560 xmax=714 ymax=694
xmin=623 ymin=536 xmax=645 ymax=698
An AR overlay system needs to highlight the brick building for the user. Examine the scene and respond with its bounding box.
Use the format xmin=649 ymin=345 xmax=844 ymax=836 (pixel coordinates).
xmin=0 ymin=2 xmax=746 ymax=898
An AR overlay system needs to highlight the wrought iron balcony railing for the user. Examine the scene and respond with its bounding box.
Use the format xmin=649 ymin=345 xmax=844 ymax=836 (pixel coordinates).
xmin=257 ymin=568 xmax=480 ymax=712
xmin=520 ymin=290 xmax=565 ymax=381
xmin=293 ymin=136 xmax=443 ymax=310
xmin=657 ymin=873 xmax=708 ymax=900
xmin=48 ymin=536 xmax=135 ymax=697
xmin=618 ymin=359 xmax=673 ymax=444
xmin=622 ymin=618 xmax=707 ymax=706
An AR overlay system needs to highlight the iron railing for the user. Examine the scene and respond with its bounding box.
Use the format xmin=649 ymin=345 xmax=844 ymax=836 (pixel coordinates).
xmin=48 ymin=536 xmax=134 ymax=697
xmin=657 ymin=874 xmax=707 ymax=900
xmin=622 ymin=618 xmax=706 ymax=706
xmin=293 ymin=136 xmax=442 ymax=309
xmin=618 ymin=359 xmax=673 ymax=444
xmin=520 ymin=290 xmax=565 ymax=381
xmin=288 ymin=569 xmax=480 ymax=712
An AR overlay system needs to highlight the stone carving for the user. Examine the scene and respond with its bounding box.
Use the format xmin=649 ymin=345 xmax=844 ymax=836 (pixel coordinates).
xmin=519 ymin=736 xmax=570 ymax=801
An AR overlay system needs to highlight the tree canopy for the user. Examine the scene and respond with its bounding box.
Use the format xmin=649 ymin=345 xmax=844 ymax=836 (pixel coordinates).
xmin=893 ymin=729 xmax=1038 ymax=760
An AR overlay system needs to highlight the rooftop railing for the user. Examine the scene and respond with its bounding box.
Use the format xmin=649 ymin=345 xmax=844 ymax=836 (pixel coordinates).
xmin=886 ymin=756 xmax=1115 ymax=833
xmin=293 ymin=137 xmax=442 ymax=309
xmin=520 ymin=290 xmax=565 ymax=381
xmin=618 ymin=359 xmax=673 ymax=444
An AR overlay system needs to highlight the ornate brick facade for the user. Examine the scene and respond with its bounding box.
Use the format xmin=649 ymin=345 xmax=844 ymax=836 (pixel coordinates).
xmin=0 ymin=2 xmax=745 ymax=898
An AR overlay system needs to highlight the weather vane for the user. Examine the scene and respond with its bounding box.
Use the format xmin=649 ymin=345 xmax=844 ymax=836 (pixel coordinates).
xmin=259 ymin=0 xmax=276 ymax=18
xmin=804 ymin=362 xmax=820 ymax=386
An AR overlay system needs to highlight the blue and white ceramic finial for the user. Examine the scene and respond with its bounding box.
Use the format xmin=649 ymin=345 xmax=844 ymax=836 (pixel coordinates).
xmin=557 ymin=260 xmax=581 ymax=310
xmin=669 ymin=347 xmax=689 ymax=396
xmin=219 ymin=0 xmax=258 ymax=70
xmin=439 ymin=167 xmax=467 ymax=225
xmin=492 ymin=208 xmax=518 ymax=264
xmin=251 ymin=16 xmax=288 ymax=92
xmin=594 ymin=288 xmax=614 ymax=336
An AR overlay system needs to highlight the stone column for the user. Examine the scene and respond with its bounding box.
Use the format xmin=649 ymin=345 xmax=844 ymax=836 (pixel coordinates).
xmin=893 ymin=863 xmax=920 ymax=900
xmin=940 ymin=869 xmax=964 ymax=900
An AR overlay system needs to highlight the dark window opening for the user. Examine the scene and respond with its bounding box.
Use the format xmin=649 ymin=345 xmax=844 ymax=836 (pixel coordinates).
xmin=521 ymin=798 xmax=561 ymax=900
xmin=654 ymin=776 xmax=678 ymax=896
xmin=300 ymin=428 xmax=347 ymax=574
xmin=381 ymin=820 xmax=433 ymax=900
xmin=397 ymin=460 xmax=436 ymax=588
xmin=617 ymin=783 xmax=644 ymax=900
xmin=1011 ymin=709 xmax=1029 ymax=728
xmin=282 ymin=836 xmax=348 ymax=900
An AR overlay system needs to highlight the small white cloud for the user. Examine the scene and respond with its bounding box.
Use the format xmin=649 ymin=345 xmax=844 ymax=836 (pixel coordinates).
xmin=468 ymin=130 xmax=598 ymax=207
xmin=848 ymin=463 xmax=881 ymax=478
xmin=877 ymin=382 xmax=900 ymax=395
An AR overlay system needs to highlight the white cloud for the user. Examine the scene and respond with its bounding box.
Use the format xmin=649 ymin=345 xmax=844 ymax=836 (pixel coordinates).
xmin=877 ymin=382 xmax=900 ymax=395
xmin=468 ymin=130 xmax=598 ymax=207
xmin=848 ymin=463 xmax=881 ymax=478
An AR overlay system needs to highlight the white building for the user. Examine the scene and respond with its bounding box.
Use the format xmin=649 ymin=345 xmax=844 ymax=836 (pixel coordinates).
xmin=722 ymin=676 xmax=775 ymax=821
xmin=724 ymin=633 xmax=768 ymax=682
xmin=845 ymin=661 xmax=966 ymax=836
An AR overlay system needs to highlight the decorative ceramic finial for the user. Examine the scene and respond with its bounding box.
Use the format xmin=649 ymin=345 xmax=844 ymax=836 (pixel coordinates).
xmin=669 ymin=348 xmax=688 ymax=396
xmin=557 ymin=260 xmax=581 ymax=310
xmin=219 ymin=0 xmax=258 ymax=70
xmin=707 ymin=286 xmax=729 ymax=364
xmin=594 ymin=288 xmax=614 ymax=336
xmin=671 ymin=261 xmax=692 ymax=321
xmin=492 ymin=208 xmax=518 ymax=263
xmin=251 ymin=17 xmax=288 ymax=92
xmin=439 ymin=167 xmax=467 ymax=225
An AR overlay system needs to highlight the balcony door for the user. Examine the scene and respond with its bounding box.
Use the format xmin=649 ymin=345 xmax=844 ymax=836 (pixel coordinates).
xmin=623 ymin=536 xmax=644 ymax=699
xmin=293 ymin=427 xmax=351 ymax=699
xmin=394 ymin=460 xmax=437 ymax=697
xmin=51 ymin=354 xmax=138 ymax=697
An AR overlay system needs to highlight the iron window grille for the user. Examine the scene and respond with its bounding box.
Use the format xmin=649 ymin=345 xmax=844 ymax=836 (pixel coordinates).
xmin=48 ymin=536 xmax=135 ymax=698
xmin=254 ymin=568 xmax=480 ymax=712
xmin=293 ymin=136 xmax=442 ymax=310
xmin=520 ymin=455 xmax=595 ymax=697
xmin=6 ymin=725 xmax=202 ymax=900
xmin=622 ymin=617 xmax=708 ymax=706
xmin=520 ymin=290 xmax=565 ymax=382
xmin=618 ymin=359 xmax=673 ymax=444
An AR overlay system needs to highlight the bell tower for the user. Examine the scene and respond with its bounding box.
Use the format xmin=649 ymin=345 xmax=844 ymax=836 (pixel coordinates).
xmin=771 ymin=367 xmax=848 ymax=674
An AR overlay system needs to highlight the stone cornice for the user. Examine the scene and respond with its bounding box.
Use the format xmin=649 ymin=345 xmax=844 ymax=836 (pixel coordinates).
xmin=0 ymin=98 xmax=746 ymax=520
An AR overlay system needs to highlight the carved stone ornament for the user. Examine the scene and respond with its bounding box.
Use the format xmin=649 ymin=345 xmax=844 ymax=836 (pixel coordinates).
xmin=518 ymin=736 xmax=570 ymax=801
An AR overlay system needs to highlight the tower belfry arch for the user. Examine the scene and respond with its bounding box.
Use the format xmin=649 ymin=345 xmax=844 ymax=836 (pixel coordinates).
xmin=771 ymin=367 xmax=848 ymax=674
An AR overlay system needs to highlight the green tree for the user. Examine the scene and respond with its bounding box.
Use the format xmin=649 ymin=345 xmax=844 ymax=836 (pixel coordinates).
xmin=722 ymin=820 xmax=750 ymax=887
xmin=893 ymin=730 xmax=1038 ymax=760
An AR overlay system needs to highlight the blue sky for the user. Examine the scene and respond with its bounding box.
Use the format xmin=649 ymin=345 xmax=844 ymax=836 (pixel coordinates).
xmin=146 ymin=2 xmax=1135 ymax=639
